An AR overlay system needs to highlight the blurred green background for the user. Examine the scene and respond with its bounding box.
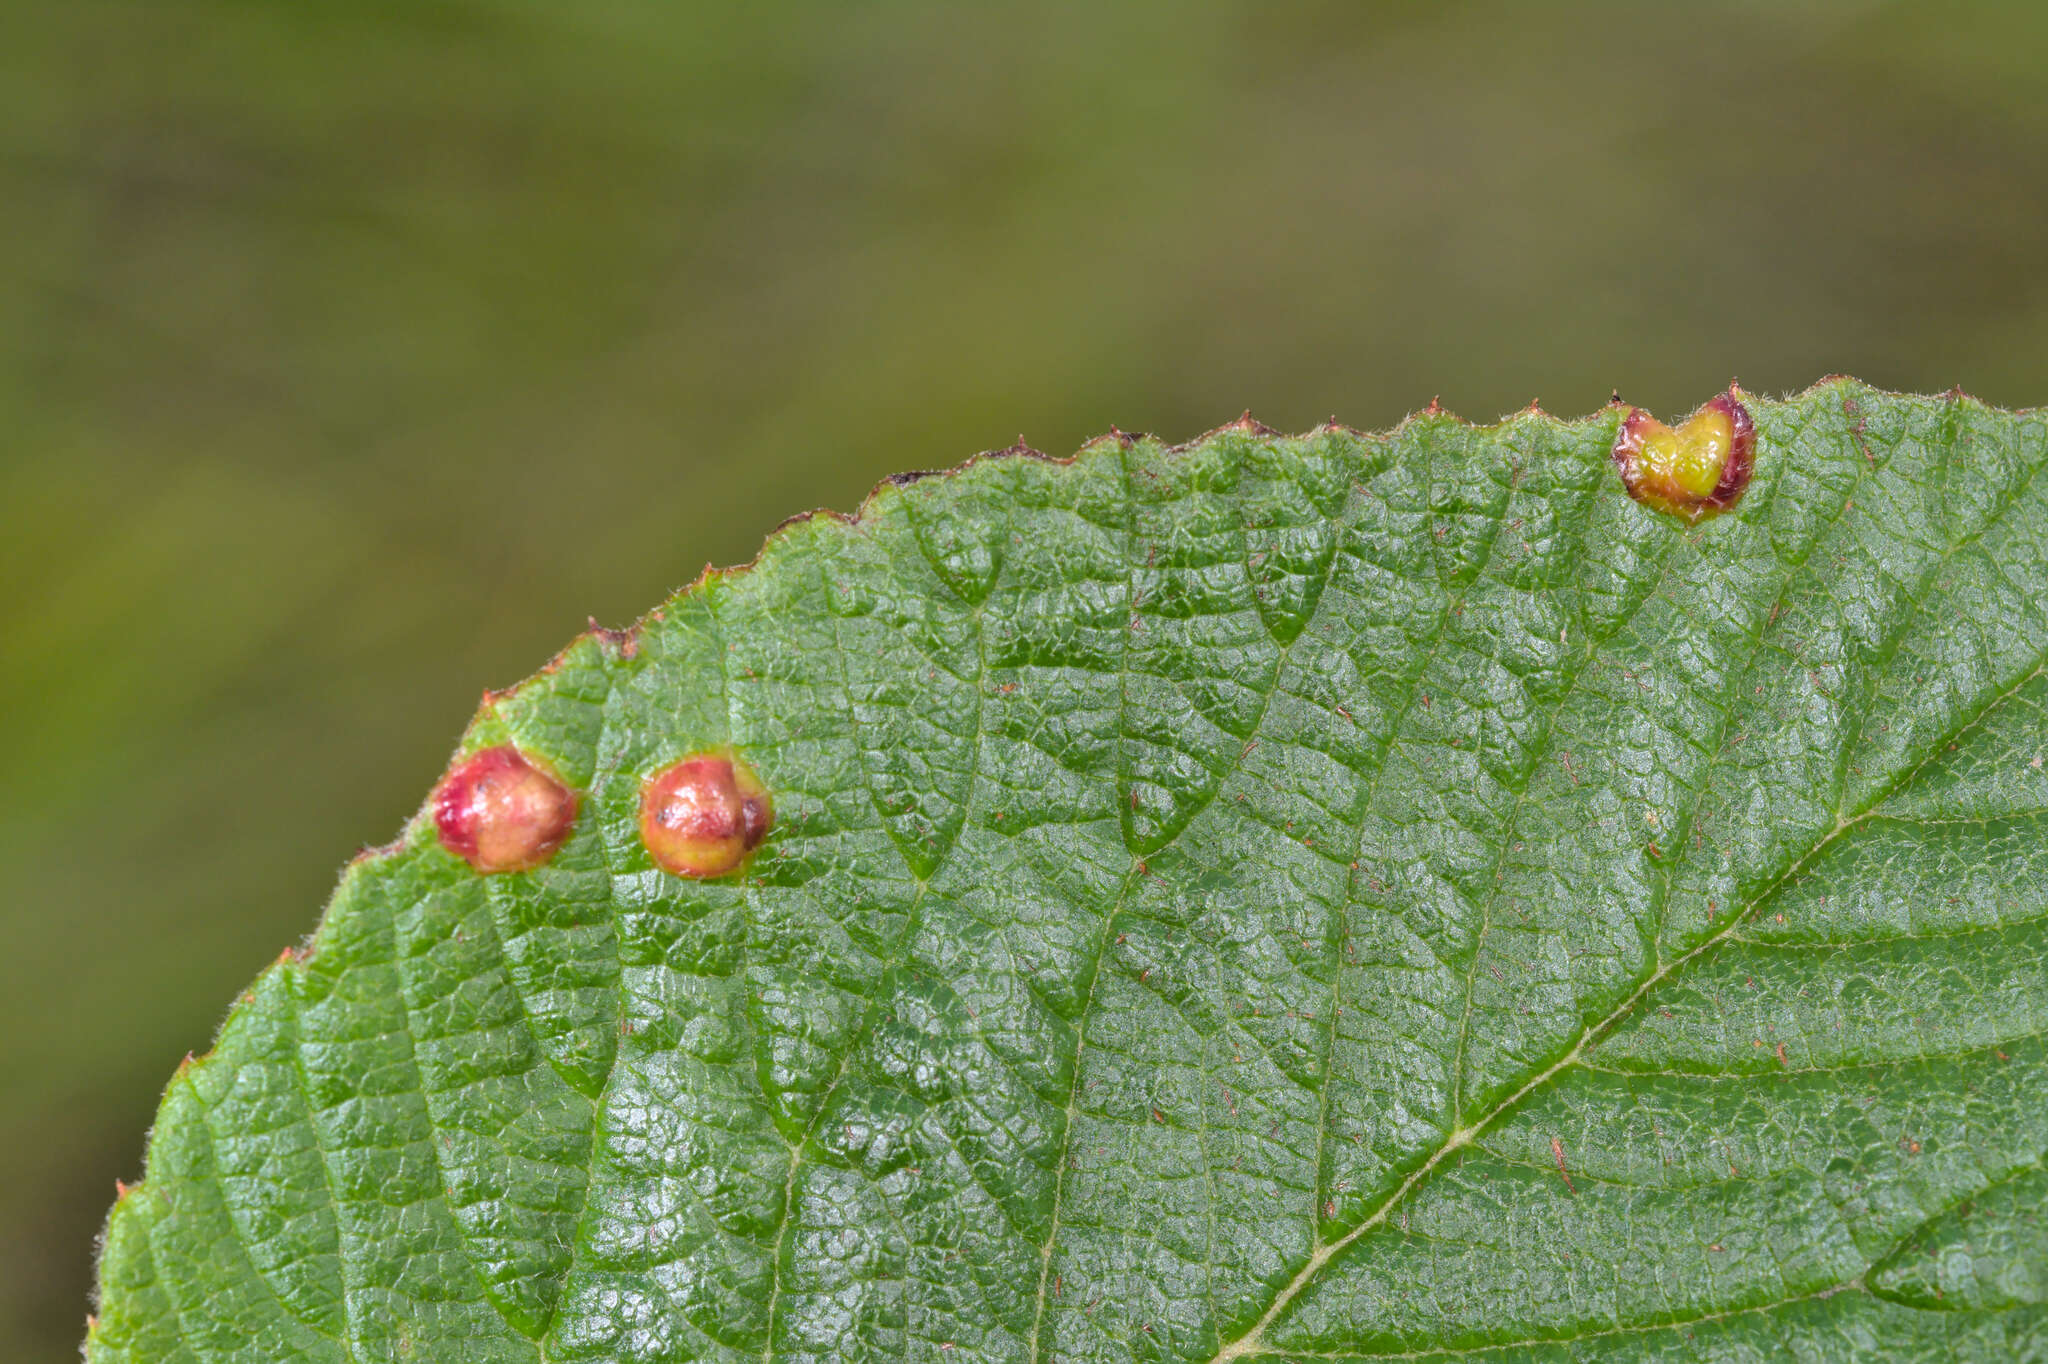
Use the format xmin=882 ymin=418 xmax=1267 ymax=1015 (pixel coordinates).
xmin=6 ymin=0 xmax=2048 ymax=1355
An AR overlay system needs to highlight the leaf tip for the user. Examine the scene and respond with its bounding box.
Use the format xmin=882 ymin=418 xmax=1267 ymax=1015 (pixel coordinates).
xmin=1405 ymin=395 xmax=1467 ymax=427
xmin=561 ymin=616 xmax=641 ymax=665
xmin=347 ymin=834 xmax=406 ymax=872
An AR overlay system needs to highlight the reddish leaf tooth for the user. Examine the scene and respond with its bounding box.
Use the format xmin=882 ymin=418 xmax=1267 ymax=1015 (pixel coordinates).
xmin=434 ymin=745 xmax=579 ymax=873
xmin=640 ymin=752 xmax=774 ymax=878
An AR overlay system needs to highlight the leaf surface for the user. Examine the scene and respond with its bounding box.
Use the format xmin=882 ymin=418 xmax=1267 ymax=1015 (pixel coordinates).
xmin=91 ymin=383 xmax=2048 ymax=1362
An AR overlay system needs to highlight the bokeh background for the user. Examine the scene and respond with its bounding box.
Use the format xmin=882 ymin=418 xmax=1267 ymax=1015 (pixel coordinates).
xmin=6 ymin=0 xmax=2048 ymax=1355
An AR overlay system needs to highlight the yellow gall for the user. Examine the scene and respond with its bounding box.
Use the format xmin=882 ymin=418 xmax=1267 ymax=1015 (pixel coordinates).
xmin=1611 ymin=389 xmax=1756 ymax=523
xmin=640 ymin=752 xmax=774 ymax=878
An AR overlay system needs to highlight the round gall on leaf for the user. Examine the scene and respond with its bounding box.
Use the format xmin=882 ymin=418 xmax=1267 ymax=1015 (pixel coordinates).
xmin=433 ymin=745 xmax=578 ymax=873
xmin=640 ymin=752 xmax=774 ymax=878
xmin=1611 ymin=389 xmax=1756 ymax=523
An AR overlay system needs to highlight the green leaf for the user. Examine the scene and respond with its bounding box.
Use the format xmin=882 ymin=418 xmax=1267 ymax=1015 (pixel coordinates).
xmin=91 ymin=382 xmax=2048 ymax=1362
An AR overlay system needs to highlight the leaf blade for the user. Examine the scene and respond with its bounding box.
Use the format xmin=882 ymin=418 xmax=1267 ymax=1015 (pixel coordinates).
xmin=91 ymin=383 xmax=2048 ymax=1362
